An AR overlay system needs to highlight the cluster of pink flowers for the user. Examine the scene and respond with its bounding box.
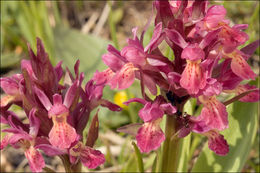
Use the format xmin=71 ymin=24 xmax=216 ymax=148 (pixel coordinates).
xmin=0 ymin=39 xmax=122 ymax=172
xmin=95 ymin=0 xmax=259 ymax=155
xmin=0 ymin=1 xmax=259 ymax=172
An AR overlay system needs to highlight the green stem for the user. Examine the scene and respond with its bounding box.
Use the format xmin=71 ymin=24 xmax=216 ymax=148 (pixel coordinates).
xmin=60 ymin=155 xmax=82 ymax=173
xmin=161 ymin=103 xmax=184 ymax=172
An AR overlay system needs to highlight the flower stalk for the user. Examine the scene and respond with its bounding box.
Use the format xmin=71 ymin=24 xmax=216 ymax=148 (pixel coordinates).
xmin=161 ymin=98 xmax=185 ymax=172
xmin=60 ymin=155 xmax=82 ymax=173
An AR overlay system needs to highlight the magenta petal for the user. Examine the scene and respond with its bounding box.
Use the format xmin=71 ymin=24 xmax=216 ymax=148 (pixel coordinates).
xmin=205 ymin=5 xmax=226 ymax=28
xmin=34 ymin=86 xmax=52 ymax=111
xmin=102 ymin=52 xmax=124 ymax=71
xmin=165 ymin=28 xmax=188 ymax=49
xmin=107 ymin=44 xmax=127 ymax=62
xmin=136 ymin=120 xmax=165 ymax=153
xmin=139 ymin=102 xmax=164 ymax=122
xmin=85 ymin=79 xmax=104 ymax=101
xmin=207 ymin=131 xmax=229 ymax=156
xmin=180 ymin=61 xmax=206 ymax=95
xmin=123 ymin=98 xmax=147 ymax=106
xmin=100 ymin=99 xmax=122 ymax=111
xmin=168 ymin=72 xmax=181 ymax=84
xmin=3 ymin=128 xmax=32 ymax=144
xmin=144 ymin=22 xmax=163 ymax=52
xmin=80 ymin=146 xmax=105 ymax=169
xmin=199 ymin=29 xmax=221 ymax=49
xmin=28 ymin=108 xmax=40 ymax=137
xmin=24 ymin=146 xmax=45 ymax=173
xmin=63 ymin=81 xmax=79 ymax=108
xmin=143 ymin=74 xmax=157 ymax=95
xmin=236 ymin=84 xmax=260 ymax=102
xmin=93 ymin=69 xmax=115 ymax=85
xmin=54 ymin=61 xmax=63 ymax=81
xmin=198 ymin=96 xmax=228 ymax=131
xmin=230 ymin=52 xmax=256 ymax=80
xmin=160 ymin=103 xmax=177 ymax=115
xmin=53 ymin=94 xmax=63 ymax=105
xmin=121 ymin=45 xmax=146 ymax=66
xmin=0 ymin=76 xmax=20 ymax=95
xmin=0 ymin=135 xmax=10 ymax=150
xmin=181 ymin=44 xmax=205 ymax=61
xmin=154 ymin=1 xmax=173 ymax=27
xmin=241 ymin=40 xmax=260 ymax=57
xmin=232 ymin=24 xmax=248 ymax=30
xmin=112 ymin=63 xmax=136 ymax=90
xmin=21 ymin=60 xmax=35 ymax=79
xmin=36 ymin=144 xmax=66 ymax=156
xmin=202 ymin=79 xmax=223 ymax=97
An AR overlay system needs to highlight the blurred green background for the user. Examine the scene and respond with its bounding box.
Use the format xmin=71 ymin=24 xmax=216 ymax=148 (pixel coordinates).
xmin=0 ymin=1 xmax=259 ymax=172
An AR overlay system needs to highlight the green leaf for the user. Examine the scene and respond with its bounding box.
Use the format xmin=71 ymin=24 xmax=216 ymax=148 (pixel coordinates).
xmin=53 ymin=26 xmax=109 ymax=81
xmin=192 ymin=101 xmax=258 ymax=172
xmin=132 ymin=141 xmax=144 ymax=173
xmin=0 ymin=52 xmax=20 ymax=68
xmin=121 ymin=154 xmax=138 ymax=172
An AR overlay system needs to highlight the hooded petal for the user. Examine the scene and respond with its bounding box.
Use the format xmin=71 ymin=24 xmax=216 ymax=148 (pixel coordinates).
xmin=121 ymin=45 xmax=146 ymax=66
xmin=139 ymin=102 xmax=164 ymax=122
xmin=80 ymin=146 xmax=105 ymax=169
xmin=85 ymin=79 xmax=104 ymax=101
xmin=220 ymin=25 xmax=249 ymax=53
xmin=202 ymin=79 xmax=223 ymax=97
xmin=204 ymin=5 xmax=226 ymax=29
xmin=180 ymin=60 xmax=206 ymax=95
xmin=160 ymin=103 xmax=177 ymax=115
xmin=102 ymin=52 xmax=124 ymax=71
xmin=136 ymin=119 xmax=165 ymax=153
xmin=181 ymin=44 xmax=205 ymax=61
xmin=24 ymin=146 xmax=45 ymax=173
